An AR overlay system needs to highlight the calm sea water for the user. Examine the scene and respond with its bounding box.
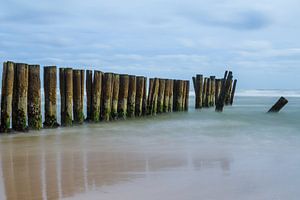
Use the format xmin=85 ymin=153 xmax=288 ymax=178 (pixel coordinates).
xmin=0 ymin=95 xmax=299 ymax=200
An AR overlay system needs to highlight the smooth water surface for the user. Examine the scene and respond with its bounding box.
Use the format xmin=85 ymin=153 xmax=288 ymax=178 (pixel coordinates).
xmin=0 ymin=96 xmax=299 ymax=200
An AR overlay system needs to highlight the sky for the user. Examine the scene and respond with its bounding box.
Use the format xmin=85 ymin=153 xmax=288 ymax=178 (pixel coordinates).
xmin=1 ymin=0 xmax=300 ymax=90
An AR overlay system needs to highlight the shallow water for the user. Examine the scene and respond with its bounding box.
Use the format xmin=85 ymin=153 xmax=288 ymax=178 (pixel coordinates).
xmin=0 ymin=96 xmax=300 ymax=200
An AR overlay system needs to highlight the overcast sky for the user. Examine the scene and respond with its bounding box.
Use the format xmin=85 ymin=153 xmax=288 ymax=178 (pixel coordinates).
xmin=1 ymin=0 xmax=300 ymax=89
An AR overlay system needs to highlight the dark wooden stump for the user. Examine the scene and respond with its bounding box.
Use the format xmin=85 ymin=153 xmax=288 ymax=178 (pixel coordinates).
xmin=268 ymin=97 xmax=288 ymax=113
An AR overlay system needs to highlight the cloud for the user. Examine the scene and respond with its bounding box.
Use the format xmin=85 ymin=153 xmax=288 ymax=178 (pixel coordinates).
xmin=178 ymin=9 xmax=271 ymax=31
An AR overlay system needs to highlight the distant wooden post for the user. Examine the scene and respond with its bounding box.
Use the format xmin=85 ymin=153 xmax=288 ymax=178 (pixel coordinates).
xmin=196 ymin=75 xmax=203 ymax=108
xmin=135 ymin=76 xmax=144 ymax=117
xmin=157 ymin=79 xmax=165 ymax=113
xmin=72 ymin=70 xmax=84 ymax=124
xmin=163 ymin=79 xmax=170 ymax=112
xmin=215 ymin=79 xmax=221 ymax=104
xmin=142 ymin=77 xmax=147 ymax=115
xmin=44 ymin=66 xmax=58 ymax=128
xmin=127 ymin=75 xmax=136 ymax=117
xmin=202 ymin=78 xmax=207 ymax=108
xmin=168 ymin=80 xmax=174 ymax=112
xmin=12 ymin=63 xmax=28 ymax=131
xmin=28 ymin=65 xmax=42 ymax=130
xmin=118 ymin=74 xmax=129 ymax=119
xmin=210 ymin=76 xmax=215 ymax=107
xmin=152 ymin=78 xmax=160 ymax=115
xmin=60 ymin=68 xmax=73 ymax=126
xmin=174 ymin=80 xmax=184 ymax=111
xmin=111 ymin=74 xmax=120 ymax=119
xmin=86 ymin=70 xmax=93 ymax=121
xmin=216 ymin=71 xmax=232 ymax=112
xmin=225 ymin=79 xmax=233 ymax=105
xmin=185 ymin=80 xmax=190 ymax=111
xmin=268 ymin=97 xmax=288 ymax=113
xmin=91 ymin=71 xmax=102 ymax=122
xmin=147 ymin=78 xmax=154 ymax=115
xmin=0 ymin=62 xmax=14 ymax=133
xmin=230 ymin=79 xmax=237 ymax=105
xmin=102 ymin=73 xmax=113 ymax=121
xmin=205 ymin=78 xmax=211 ymax=107
xmin=182 ymin=81 xmax=187 ymax=110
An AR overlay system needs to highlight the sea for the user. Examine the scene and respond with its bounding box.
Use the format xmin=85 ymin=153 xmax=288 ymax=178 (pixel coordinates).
xmin=0 ymin=90 xmax=299 ymax=200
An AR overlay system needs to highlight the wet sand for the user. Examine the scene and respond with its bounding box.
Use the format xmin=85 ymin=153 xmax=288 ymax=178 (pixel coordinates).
xmin=0 ymin=96 xmax=300 ymax=200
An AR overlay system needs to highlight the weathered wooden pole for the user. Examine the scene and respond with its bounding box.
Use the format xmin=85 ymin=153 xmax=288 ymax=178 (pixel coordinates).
xmin=28 ymin=65 xmax=42 ymax=130
xmin=215 ymin=79 xmax=221 ymax=104
xmin=111 ymin=74 xmax=120 ymax=119
xmin=12 ymin=63 xmax=28 ymax=131
xmin=152 ymin=78 xmax=160 ymax=115
xmin=216 ymin=71 xmax=232 ymax=112
xmin=205 ymin=78 xmax=211 ymax=107
xmin=174 ymin=80 xmax=184 ymax=111
xmin=142 ymin=77 xmax=147 ymax=115
xmin=225 ymin=79 xmax=233 ymax=105
xmin=91 ymin=71 xmax=102 ymax=122
xmin=73 ymin=70 xmax=84 ymax=124
xmin=0 ymin=62 xmax=14 ymax=133
xmin=135 ymin=76 xmax=144 ymax=117
xmin=127 ymin=75 xmax=136 ymax=117
xmin=118 ymin=74 xmax=129 ymax=119
xmin=157 ymin=79 xmax=165 ymax=113
xmin=86 ymin=70 xmax=93 ymax=121
xmin=147 ymin=78 xmax=154 ymax=115
xmin=210 ymin=76 xmax=215 ymax=107
xmin=102 ymin=73 xmax=113 ymax=121
xmin=44 ymin=66 xmax=58 ymax=128
xmin=163 ymin=79 xmax=170 ymax=112
xmin=230 ymin=79 xmax=237 ymax=105
xmin=60 ymin=68 xmax=73 ymax=126
xmin=196 ymin=75 xmax=203 ymax=109
xmin=202 ymin=78 xmax=207 ymax=108
xmin=182 ymin=81 xmax=187 ymax=110
xmin=168 ymin=80 xmax=174 ymax=112
xmin=268 ymin=97 xmax=288 ymax=113
xmin=184 ymin=80 xmax=190 ymax=111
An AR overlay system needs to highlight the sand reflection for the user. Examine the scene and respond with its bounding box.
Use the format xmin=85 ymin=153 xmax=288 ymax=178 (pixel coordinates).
xmin=0 ymin=135 xmax=231 ymax=200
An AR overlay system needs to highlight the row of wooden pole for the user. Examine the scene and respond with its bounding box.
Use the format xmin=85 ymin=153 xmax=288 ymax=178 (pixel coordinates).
xmin=192 ymin=71 xmax=237 ymax=111
xmin=0 ymin=61 xmax=189 ymax=133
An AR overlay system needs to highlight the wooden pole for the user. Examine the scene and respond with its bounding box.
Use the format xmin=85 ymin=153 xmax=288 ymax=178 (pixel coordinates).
xmin=12 ymin=63 xmax=28 ymax=131
xmin=225 ymin=79 xmax=233 ymax=105
xmin=118 ymin=74 xmax=129 ymax=119
xmin=44 ymin=66 xmax=58 ymax=128
xmin=135 ymin=76 xmax=144 ymax=117
xmin=216 ymin=71 xmax=232 ymax=112
xmin=152 ymin=78 xmax=160 ymax=115
xmin=205 ymin=78 xmax=211 ymax=107
xmin=147 ymin=78 xmax=154 ymax=115
xmin=111 ymin=74 xmax=120 ymax=120
xmin=210 ymin=76 xmax=215 ymax=107
xmin=157 ymin=79 xmax=165 ymax=113
xmin=28 ymin=65 xmax=42 ymax=130
xmin=230 ymin=79 xmax=237 ymax=105
xmin=168 ymin=80 xmax=174 ymax=112
xmin=182 ymin=81 xmax=187 ymax=110
xmin=196 ymin=75 xmax=203 ymax=109
xmin=142 ymin=77 xmax=147 ymax=115
xmin=185 ymin=80 xmax=190 ymax=111
xmin=163 ymin=79 xmax=170 ymax=112
xmin=73 ymin=70 xmax=84 ymax=124
xmin=202 ymin=78 xmax=207 ymax=108
xmin=0 ymin=61 xmax=14 ymax=133
xmin=101 ymin=73 xmax=113 ymax=121
xmin=174 ymin=80 xmax=184 ymax=111
xmin=268 ymin=97 xmax=288 ymax=113
xmin=91 ymin=71 xmax=102 ymax=122
xmin=127 ymin=75 xmax=136 ymax=117
xmin=60 ymin=68 xmax=73 ymax=126
xmin=215 ymin=79 xmax=221 ymax=105
xmin=86 ymin=70 xmax=93 ymax=121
